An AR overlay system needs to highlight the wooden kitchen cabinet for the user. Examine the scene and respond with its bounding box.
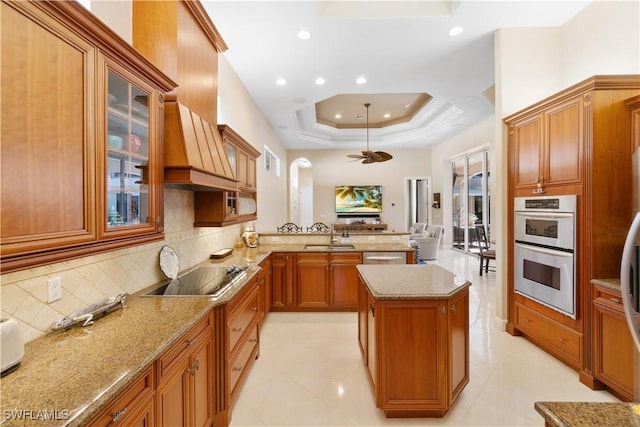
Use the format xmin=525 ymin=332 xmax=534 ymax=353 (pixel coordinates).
xmin=296 ymin=252 xmax=331 ymax=308
xmin=505 ymin=75 xmax=640 ymax=380
xmin=592 ymin=284 xmax=637 ymax=401
xmin=271 ymin=252 xmax=297 ymax=309
xmin=357 ymin=277 xmax=469 ymax=417
xmin=227 ymin=275 xmax=260 ymax=409
xmin=156 ymin=314 xmax=213 ymax=427
xmin=219 ymin=125 xmax=260 ymax=192
xmin=87 ymin=366 xmax=155 ymax=427
xmin=0 ymin=0 xmax=175 ymax=273
xmin=257 ymin=256 xmax=272 ymax=327
xmin=330 ymin=252 xmax=363 ymax=309
xmin=194 ymin=125 xmax=261 ymax=227
xmin=509 ymin=95 xmax=583 ymax=193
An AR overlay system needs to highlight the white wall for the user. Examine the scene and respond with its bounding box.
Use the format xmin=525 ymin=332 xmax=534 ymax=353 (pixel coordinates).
xmin=217 ymin=56 xmax=289 ymax=232
xmin=287 ymin=149 xmax=431 ymax=232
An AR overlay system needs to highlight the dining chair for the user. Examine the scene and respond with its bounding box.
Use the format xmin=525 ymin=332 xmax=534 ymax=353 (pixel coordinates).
xmin=277 ymin=222 xmax=302 ymax=233
xmin=306 ymin=222 xmax=330 ymax=233
xmin=475 ymin=225 xmax=496 ymax=276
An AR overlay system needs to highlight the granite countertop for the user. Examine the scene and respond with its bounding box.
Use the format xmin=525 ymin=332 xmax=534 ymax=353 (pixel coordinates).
xmin=0 ymin=259 xmax=263 ymax=427
xmin=535 ymin=401 xmax=640 ymax=427
xmin=0 ymin=243 xmax=418 ymax=426
xmin=591 ymin=278 xmax=621 ymax=291
xmin=357 ymin=264 xmax=471 ymax=300
xmin=256 ymin=242 xmax=414 ymax=252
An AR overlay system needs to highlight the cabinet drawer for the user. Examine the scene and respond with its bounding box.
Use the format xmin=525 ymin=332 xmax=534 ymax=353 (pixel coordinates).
xmin=229 ymin=323 xmax=259 ymax=394
xmin=88 ymin=366 xmax=154 ymax=427
xmin=157 ymin=314 xmax=212 ymax=383
xmin=515 ymin=303 xmax=582 ymax=366
xmin=594 ymin=286 xmax=624 ymax=313
xmin=229 ymin=286 xmax=259 ymax=353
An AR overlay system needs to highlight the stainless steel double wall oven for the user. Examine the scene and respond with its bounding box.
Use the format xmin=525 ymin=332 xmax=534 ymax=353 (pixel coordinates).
xmin=514 ymin=195 xmax=577 ymax=318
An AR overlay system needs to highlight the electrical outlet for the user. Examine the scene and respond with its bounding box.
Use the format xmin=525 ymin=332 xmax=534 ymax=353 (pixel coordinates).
xmin=48 ymin=277 xmax=62 ymax=303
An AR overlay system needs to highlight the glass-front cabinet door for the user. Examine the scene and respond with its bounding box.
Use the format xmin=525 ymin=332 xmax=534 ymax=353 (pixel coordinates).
xmin=101 ymin=61 xmax=160 ymax=238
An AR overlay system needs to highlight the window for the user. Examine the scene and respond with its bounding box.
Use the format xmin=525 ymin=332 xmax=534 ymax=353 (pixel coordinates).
xmin=264 ymin=145 xmax=280 ymax=176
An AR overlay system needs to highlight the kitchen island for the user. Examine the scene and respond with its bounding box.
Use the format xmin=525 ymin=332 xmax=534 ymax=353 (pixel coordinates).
xmin=356 ymin=264 xmax=471 ymax=417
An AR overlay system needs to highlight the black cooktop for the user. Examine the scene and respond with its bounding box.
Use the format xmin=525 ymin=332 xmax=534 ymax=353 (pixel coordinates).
xmin=152 ymin=265 xmax=248 ymax=297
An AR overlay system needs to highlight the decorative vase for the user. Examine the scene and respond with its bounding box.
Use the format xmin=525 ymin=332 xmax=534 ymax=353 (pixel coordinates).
xmin=241 ymin=226 xmax=259 ymax=248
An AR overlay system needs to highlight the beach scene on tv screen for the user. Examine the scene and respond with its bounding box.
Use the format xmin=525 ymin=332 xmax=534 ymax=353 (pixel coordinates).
xmin=335 ymin=185 xmax=382 ymax=213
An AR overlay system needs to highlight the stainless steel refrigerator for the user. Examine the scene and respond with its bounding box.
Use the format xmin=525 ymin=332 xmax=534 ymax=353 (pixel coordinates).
xmin=620 ymin=145 xmax=640 ymax=401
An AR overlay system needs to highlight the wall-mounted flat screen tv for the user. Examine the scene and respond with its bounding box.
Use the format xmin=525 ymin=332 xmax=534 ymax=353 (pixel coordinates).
xmin=335 ymin=185 xmax=382 ymax=213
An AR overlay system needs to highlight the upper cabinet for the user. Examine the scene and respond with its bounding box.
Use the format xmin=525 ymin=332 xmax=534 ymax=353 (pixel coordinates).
xmin=218 ymin=125 xmax=261 ymax=193
xmin=0 ymin=1 xmax=176 ymax=273
xmin=509 ymin=96 xmax=583 ymax=193
xmin=193 ymin=126 xmax=260 ymax=227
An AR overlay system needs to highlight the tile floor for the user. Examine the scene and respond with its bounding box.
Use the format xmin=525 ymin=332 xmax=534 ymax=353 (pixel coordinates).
xmin=229 ymin=249 xmax=619 ymax=427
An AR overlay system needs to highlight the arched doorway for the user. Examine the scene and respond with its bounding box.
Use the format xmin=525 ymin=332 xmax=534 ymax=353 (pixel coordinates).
xmin=289 ymin=158 xmax=313 ymax=229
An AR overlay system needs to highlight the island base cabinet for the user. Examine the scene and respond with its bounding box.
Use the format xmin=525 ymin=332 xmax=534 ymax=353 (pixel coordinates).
xmin=358 ymin=278 xmax=469 ymax=418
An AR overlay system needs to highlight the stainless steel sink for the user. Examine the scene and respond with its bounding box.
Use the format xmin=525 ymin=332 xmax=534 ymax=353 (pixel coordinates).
xmin=303 ymin=244 xmax=355 ymax=250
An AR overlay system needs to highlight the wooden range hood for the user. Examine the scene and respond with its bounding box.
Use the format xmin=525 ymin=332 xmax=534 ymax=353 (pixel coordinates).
xmin=163 ymin=100 xmax=238 ymax=192
xmin=132 ymin=0 xmax=236 ymax=192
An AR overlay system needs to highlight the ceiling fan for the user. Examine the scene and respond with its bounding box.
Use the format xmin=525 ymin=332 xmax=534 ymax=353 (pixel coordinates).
xmin=347 ymin=103 xmax=393 ymax=164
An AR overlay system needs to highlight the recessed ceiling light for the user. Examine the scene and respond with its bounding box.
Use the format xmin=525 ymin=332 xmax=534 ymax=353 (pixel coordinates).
xmin=297 ymin=30 xmax=311 ymax=40
xmin=335 ymin=113 xmax=342 ymax=119
xmin=449 ymin=26 xmax=464 ymax=36
xmin=276 ymin=78 xmax=287 ymax=86
xmin=383 ymin=113 xmax=391 ymax=119
xmin=356 ymin=76 xmax=367 ymax=85
xmin=315 ymin=77 xmax=325 ymax=85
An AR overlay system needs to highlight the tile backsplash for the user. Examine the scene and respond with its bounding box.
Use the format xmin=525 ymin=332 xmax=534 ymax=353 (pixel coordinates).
xmin=0 ymin=188 xmax=242 ymax=343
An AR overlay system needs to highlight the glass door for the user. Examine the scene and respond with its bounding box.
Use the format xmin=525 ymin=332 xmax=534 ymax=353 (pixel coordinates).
xmin=452 ymin=150 xmax=491 ymax=253
xmin=105 ymin=69 xmax=151 ymax=229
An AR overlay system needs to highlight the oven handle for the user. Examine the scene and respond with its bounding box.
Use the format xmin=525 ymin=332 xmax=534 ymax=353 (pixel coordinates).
xmin=515 ymin=242 xmax=573 ymax=257
xmin=515 ymin=212 xmax=574 ymax=219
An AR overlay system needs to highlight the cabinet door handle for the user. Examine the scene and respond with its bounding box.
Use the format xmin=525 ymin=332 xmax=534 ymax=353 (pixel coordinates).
xmin=111 ymin=407 xmax=128 ymax=423
xmin=441 ymin=305 xmax=446 ymax=315
xmin=251 ymin=306 xmax=257 ymax=311
xmin=369 ymin=304 xmax=375 ymax=317
xmin=232 ymin=327 xmax=243 ymax=333
xmin=249 ymin=338 xmax=257 ymax=343
xmin=450 ymin=305 xmax=457 ymax=313
xmin=232 ymin=366 xmax=244 ymax=372
xmin=609 ymin=297 xmax=621 ymax=304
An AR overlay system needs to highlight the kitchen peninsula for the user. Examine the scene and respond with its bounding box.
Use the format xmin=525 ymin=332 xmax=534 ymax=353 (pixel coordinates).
xmin=357 ymin=264 xmax=471 ymax=417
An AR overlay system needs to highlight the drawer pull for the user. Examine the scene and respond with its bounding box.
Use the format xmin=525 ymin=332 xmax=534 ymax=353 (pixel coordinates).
xmin=609 ymin=297 xmax=621 ymax=304
xmin=187 ymin=337 xmax=197 ymax=346
xmin=111 ymin=407 xmax=127 ymax=422
xmin=232 ymin=327 xmax=243 ymax=333
xmin=249 ymin=338 xmax=257 ymax=343
xmin=450 ymin=305 xmax=457 ymax=313
xmin=188 ymin=360 xmax=200 ymax=375
xmin=251 ymin=306 xmax=258 ymax=311
xmin=557 ymin=337 xmax=565 ymax=343
xmin=232 ymin=366 xmax=244 ymax=372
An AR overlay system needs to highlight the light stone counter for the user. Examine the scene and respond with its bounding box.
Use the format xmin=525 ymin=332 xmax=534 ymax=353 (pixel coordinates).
xmin=535 ymin=401 xmax=640 ymax=426
xmin=357 ymin=264 xmax=470 ymax=300
xmin=0 ymin=264 xmax=261 ymax=427
xmin=0 ymin=243 xmax=417 ymax=426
